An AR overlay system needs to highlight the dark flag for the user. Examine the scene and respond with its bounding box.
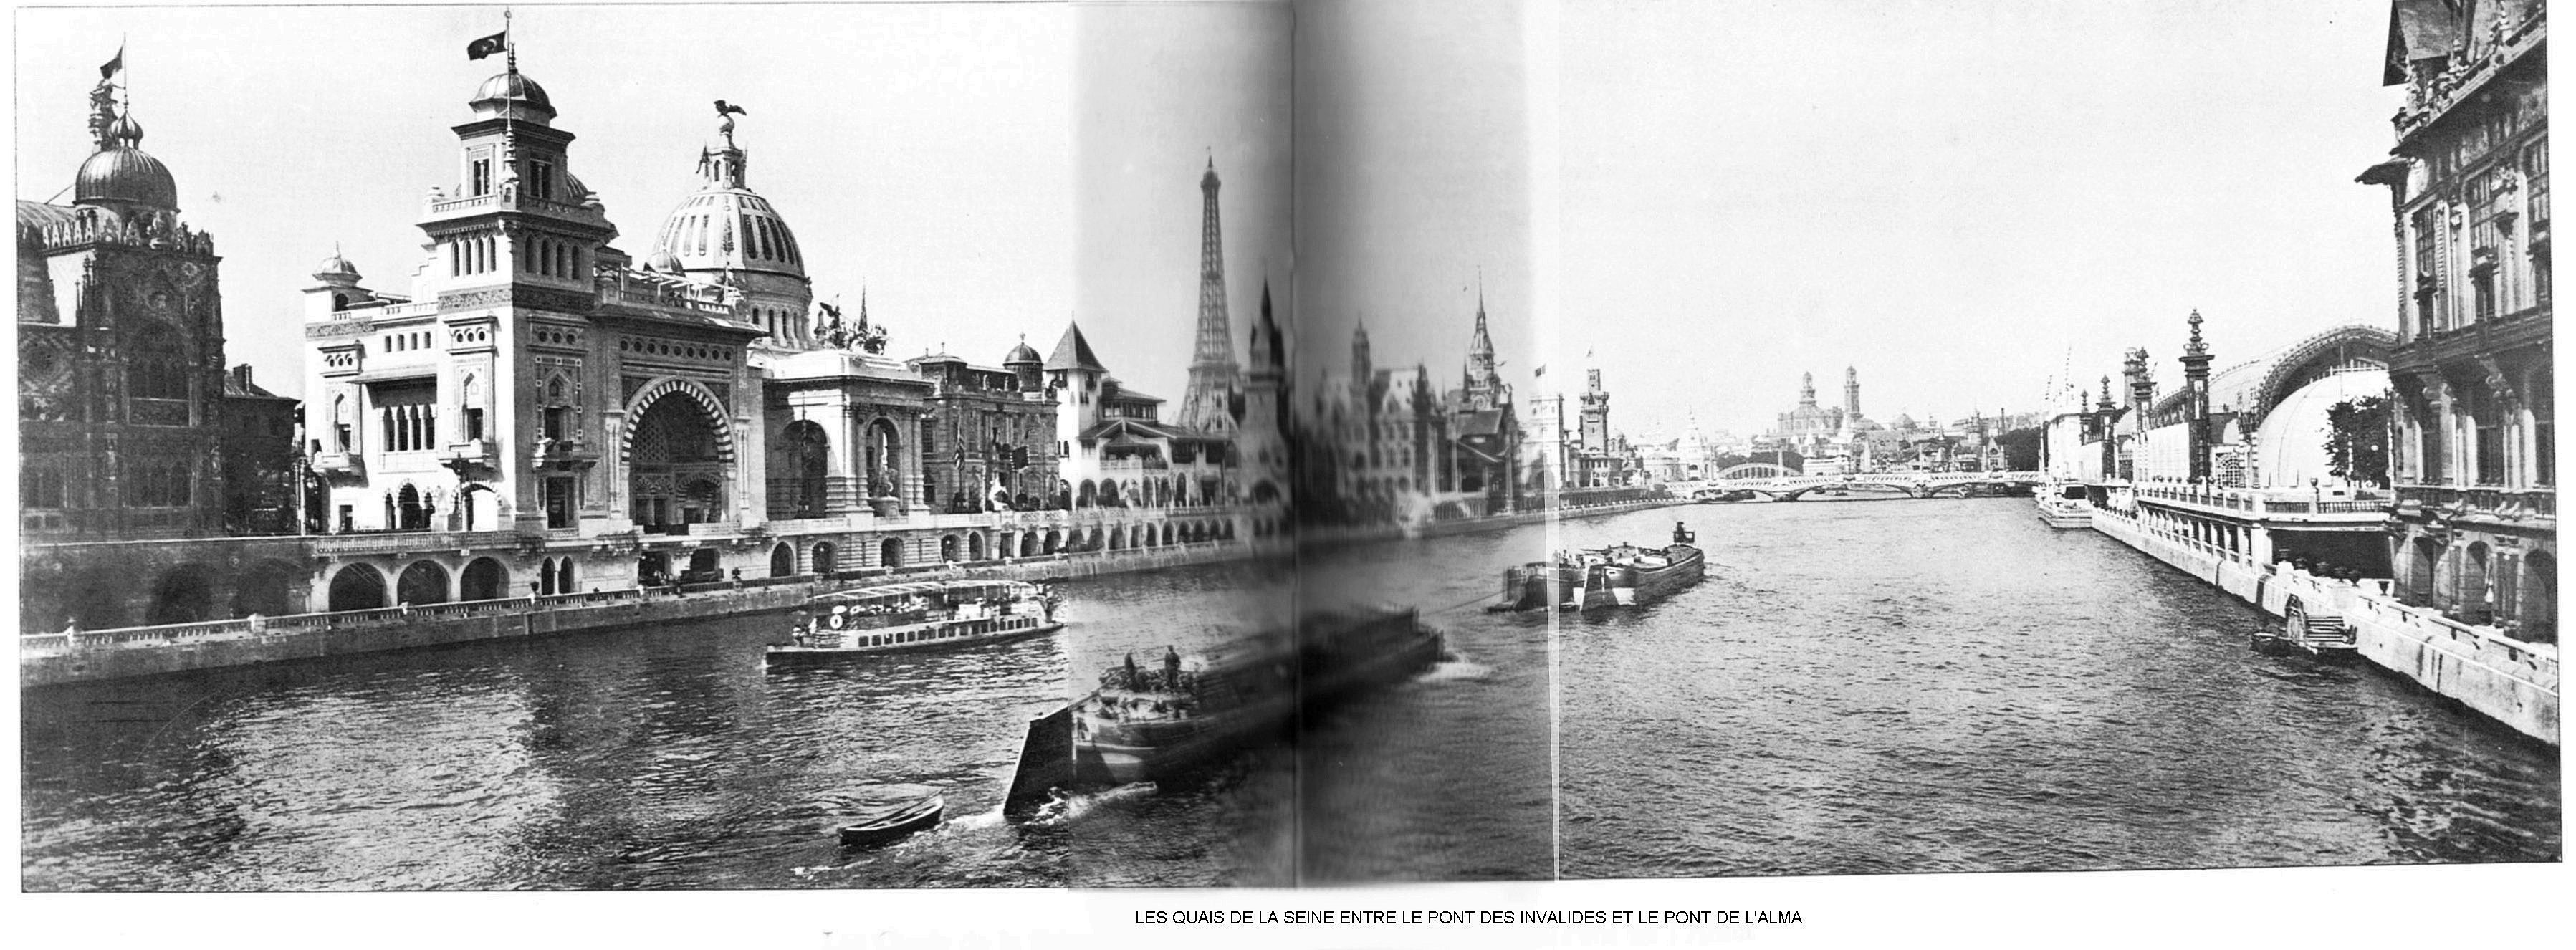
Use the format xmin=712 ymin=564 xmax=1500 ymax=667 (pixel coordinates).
xmin=100 ymin=46 xmax=123 ymax=80
xmin=714 ymin=100 xmax=748 ymax=117
xmin=466 ymin=30 xmax=509 ymax=61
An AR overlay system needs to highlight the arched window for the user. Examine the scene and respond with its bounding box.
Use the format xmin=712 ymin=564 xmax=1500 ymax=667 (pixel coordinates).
xmin=461 ymin=375 xmax=485 ymax=441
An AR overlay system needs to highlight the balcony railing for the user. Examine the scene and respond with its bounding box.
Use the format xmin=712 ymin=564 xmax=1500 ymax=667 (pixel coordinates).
xmin=314 ymin=529 xmax=519 ymax=556
xmin=595 ymin=274 xmax=734 ymax=316
xmin=312 ymin=452 xmax=364 ymax=476
xmin=2131 ymin=484 xmax=2391 ymax=520
xmin=531 ymin=439 xmax=600 ymax=469
xmin=439 ymin=440 xmax=496 ymax=466
xmin=2393 ymin=484 xmax=2557 ymax=521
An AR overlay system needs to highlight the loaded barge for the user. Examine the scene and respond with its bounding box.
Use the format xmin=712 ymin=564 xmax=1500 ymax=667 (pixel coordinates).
xmin=1493 ymin=522 xmax=1706 ymax=611
xmin=1002 ymin=605 xmax=1444 ymax=810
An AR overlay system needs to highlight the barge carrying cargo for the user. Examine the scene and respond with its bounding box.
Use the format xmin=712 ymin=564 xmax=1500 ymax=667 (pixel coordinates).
xmin=1002 ymin=605 xmax=1443 ymax=812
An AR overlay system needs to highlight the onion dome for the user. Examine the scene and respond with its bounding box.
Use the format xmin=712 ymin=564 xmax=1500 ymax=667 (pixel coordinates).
xmin=470 ymin=70 xmax=556 ymax=122
xmin=74 ymin=145 xmax=178 ymax=211
xmin=1004 ymin=336 xmax=1043 ymax=367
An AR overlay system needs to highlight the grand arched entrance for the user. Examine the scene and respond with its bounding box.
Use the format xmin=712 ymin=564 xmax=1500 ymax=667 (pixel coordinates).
xmin=628 ymin=387 xmax=731 ymax=533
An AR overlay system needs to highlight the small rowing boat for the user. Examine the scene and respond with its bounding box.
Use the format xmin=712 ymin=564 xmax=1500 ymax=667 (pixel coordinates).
xmin=837 ymin=792 xmax=944 ymax=848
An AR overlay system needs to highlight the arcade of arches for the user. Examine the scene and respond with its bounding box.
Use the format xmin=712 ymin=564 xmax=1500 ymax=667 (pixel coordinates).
xmin=30 ymin=511 xmax=1259 ymax=629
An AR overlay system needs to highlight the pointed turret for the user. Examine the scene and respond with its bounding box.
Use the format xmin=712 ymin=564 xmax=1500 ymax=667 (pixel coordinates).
xmin=1462 ymin=281 xmax=1504 ymax=411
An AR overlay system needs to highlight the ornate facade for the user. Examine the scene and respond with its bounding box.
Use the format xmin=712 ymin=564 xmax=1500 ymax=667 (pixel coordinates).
xmin=22 ymin=49 xmax=1280 ymax=628
xmin=16 ymin=72 xmax=250 ymax=542
xmin=911 ymin=342 xmax=1061 ymax=513
xmin=2362 ymin=0 xmax=2554 ymax=638
xmin=302 ymin=61 xmax=771 ymax=604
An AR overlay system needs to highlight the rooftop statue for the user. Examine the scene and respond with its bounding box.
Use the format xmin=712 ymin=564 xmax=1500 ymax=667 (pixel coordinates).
xmin=815 ymin=299 xmax=889 ymax=355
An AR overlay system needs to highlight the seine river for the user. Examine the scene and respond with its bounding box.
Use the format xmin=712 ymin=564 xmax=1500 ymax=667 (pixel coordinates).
xmin=1558 ymin=498 xmax=2561 ymax=875
xmin=20 ymin=498 xmax=2558 ymax=888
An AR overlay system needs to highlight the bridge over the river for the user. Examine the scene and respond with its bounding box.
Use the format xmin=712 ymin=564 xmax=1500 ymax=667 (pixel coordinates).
xmin=1680 ymin=469 xmax=2046 ymax=502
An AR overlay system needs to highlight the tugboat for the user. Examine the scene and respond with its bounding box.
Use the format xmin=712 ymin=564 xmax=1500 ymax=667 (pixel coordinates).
xmin=767 ymin=580 xmax=1062 ymax=666
xmin=1493 ymin=522 xmax=1705 ymax=611
xmin=1000 ymin=606 xmax=1445 ymax=808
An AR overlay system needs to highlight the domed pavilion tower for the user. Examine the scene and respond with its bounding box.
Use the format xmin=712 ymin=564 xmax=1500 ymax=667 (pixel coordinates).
xmin=16 ymin=64 xmax=232 ymax=544
xmin=647 ymin=107 xmax=814 ymax=352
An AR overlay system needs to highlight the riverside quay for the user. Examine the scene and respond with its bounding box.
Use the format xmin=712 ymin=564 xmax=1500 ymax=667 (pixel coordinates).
xmin=17 ymin=39 xmax=1294 ymax=683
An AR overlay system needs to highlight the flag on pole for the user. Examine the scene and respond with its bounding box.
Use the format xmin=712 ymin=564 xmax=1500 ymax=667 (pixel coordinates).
xmin=466 ymin=30 xmax=509 ymax=60
xmin=1533 ymin=365 xmax=1547 ymax=378
xmin=100 ymin=45 xmax=123 ymax=80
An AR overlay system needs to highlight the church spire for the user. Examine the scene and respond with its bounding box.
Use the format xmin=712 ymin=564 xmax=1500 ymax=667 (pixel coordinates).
xmin=1462 ymin=274 xmax=1503 ymax=409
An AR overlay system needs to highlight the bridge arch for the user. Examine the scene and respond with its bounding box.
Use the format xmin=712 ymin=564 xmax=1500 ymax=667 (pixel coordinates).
xmin=1718 ymin=462 xmax=1799 ymax=480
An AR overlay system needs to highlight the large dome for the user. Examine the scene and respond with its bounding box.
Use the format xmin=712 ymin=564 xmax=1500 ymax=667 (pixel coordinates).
xmin=2251 ymin=367 xmax=2390 ymax=489
xmin=650 ymin=186 xmax=806 ymax=279
xmin=75 ymin=146 xmax=178 ymax=211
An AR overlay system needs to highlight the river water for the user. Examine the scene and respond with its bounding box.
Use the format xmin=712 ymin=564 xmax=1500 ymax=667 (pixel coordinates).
xmin=19 ymin=499 xmax=2558 ymax=888
xmin=1558 ymin=499 xmax=2561 ymax=875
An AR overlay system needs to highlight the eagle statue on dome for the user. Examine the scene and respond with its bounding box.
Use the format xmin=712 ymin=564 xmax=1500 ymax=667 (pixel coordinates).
xmin=714 ymin=100 xmax=747 ymax=145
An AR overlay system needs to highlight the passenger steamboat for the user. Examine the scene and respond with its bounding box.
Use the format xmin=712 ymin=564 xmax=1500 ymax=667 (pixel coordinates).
xmin=1002 ymin=605 xmax=1444 ymax=806
xmin=1493 ymin=521 xmax=1706 ymax=611
xmin=2035 ymin=481 xmax=2095 ymax=529
xmin=766 ymin=580 xmax=1062 ymax=666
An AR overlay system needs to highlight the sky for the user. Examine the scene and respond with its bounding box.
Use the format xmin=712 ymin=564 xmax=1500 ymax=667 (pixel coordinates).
xmin=1293 ymin=0 xmax=1537 ymax=407
xmin=1558 ymin=0 xmax=2411 ymax=441
xmin=15 ymin=3 xmax=1077 ymax=400
xmin=8 ymin=1 xmax=2422 ymax=438
xmin=1074 ymin=0 xmax=1294 ymax=405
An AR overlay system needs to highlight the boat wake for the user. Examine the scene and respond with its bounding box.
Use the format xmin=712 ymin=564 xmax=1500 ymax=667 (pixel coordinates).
xmin=1020 ymin=782 xmax=1158 ymax=827
xmin=1419 ymin=654 xmax=1489 ymax=682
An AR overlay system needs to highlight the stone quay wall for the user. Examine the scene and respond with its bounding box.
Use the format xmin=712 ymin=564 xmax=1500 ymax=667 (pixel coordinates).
xmin=2089 ymin=507 xmax=2558 ymax=745
xmin=21 ymin=539 xmax=1284 ymax=688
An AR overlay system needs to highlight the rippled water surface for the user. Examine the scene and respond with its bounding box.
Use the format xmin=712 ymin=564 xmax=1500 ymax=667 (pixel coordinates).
xmin=22 ymin=537 xmax=1554 ymax=889
xmin=1557 ymin=499 xmax=2561 ymax=876
xmin=23 ymin=499 xmax=2557 ymax=888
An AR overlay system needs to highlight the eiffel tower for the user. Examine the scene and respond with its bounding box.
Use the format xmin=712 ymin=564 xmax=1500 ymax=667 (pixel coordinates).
xmin=1176 ymin=157 xmax=1240 ymax=432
